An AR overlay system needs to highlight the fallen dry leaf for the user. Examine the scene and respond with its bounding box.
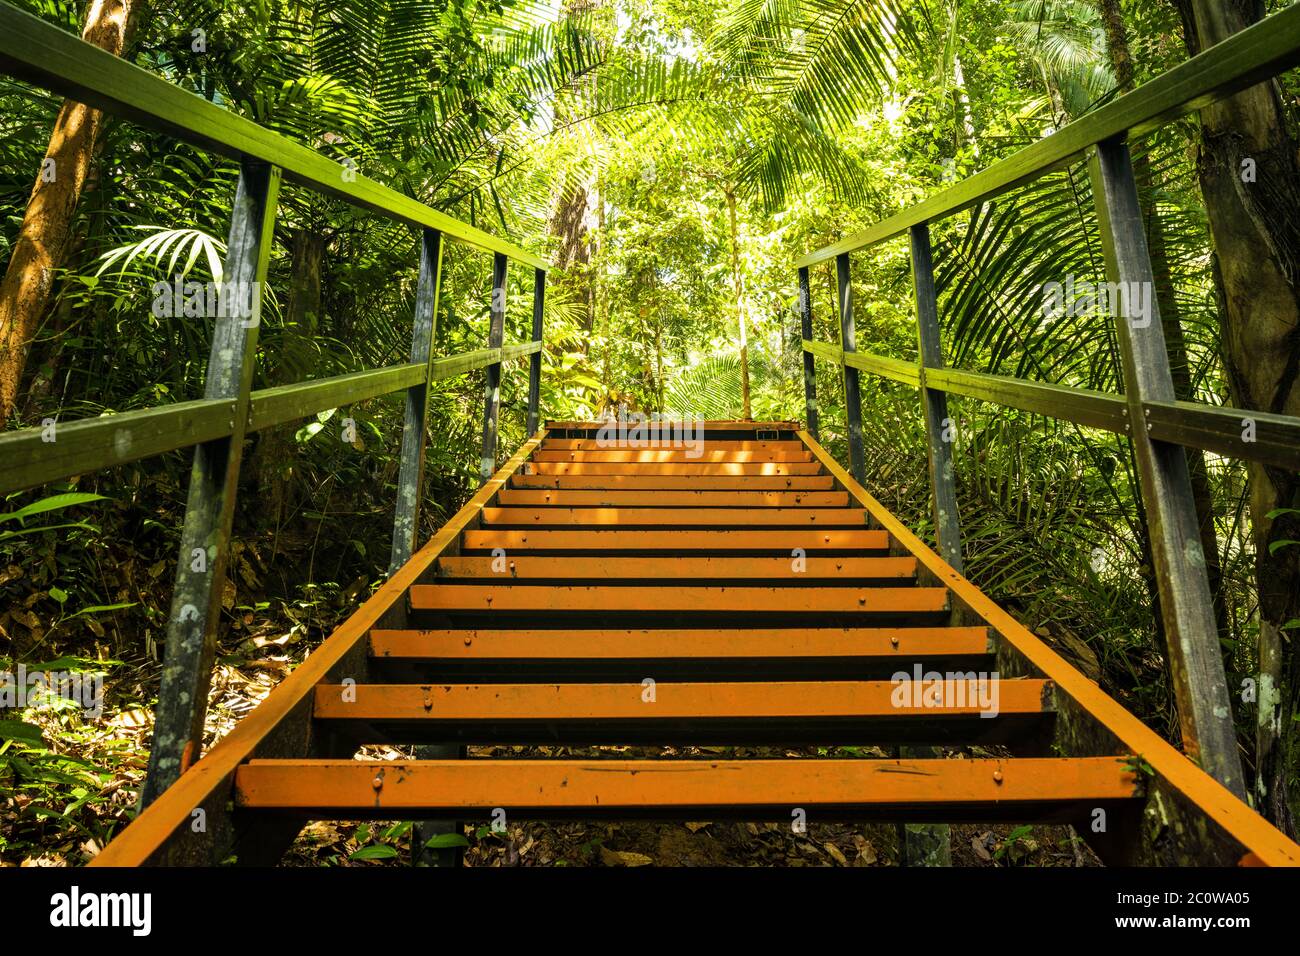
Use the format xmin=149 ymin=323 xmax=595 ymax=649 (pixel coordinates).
xmin=599 ymin=847 xmax=653 ymax=867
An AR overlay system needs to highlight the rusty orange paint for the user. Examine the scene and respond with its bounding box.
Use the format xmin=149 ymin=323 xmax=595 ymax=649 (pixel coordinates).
xmin=313 ymin=679 xmax=1048 ymax=720
xmin=526 ymin=461 xmax=824 ymax=475
xmin=234 ymin=756 xmax=1139 ymax=812
xmin=480 ymin=507 xmax=869 ymax=527
xmin=460 ymin=528 xmax=891 ymax=551
xmin=496 ymin=489 xmax=850 ymax=507
xmin=531 ymin=449 xmax=813 ymax=463
xmin=509 ymin=474 xmax=837 ymax=490
xmin=409 ymin=584 xmax=947 ymax=614
xmin=434 ymin=555 xmax=916 ymax=580
xmin=369 ymin=626 xmax=990 ymax=660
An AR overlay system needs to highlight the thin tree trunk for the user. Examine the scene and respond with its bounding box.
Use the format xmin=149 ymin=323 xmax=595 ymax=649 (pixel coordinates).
xmin=253 ymin=228 xmax=324 ymax=537
xmin=0 ymin=0 xmax=143 ymax=420
xmin=596 ymin=175 xmax=612 ymax=409
xmin=1174 ymin=0 xmax=1300 ymax=835
xmin=725 ymin=187 xmax=752 ymax=420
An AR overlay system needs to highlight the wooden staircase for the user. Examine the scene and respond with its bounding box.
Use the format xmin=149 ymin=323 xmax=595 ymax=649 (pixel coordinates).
xmin=93 ymin=421 xmax=1300 ymax=866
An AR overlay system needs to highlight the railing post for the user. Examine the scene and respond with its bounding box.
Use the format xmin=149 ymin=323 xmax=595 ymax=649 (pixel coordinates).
xmin=910 ymin=224 xmax=964 ymax=573
xmin=797 ymin=266 xmax=819 ymax=439
xmin=398 ymin=229 xmax=459 ymax=867
xmin=480 ymin=252 xmax=508 ymax=482
xmin=835 ymin=253 xmax=866 ymax=484
xmin=897 ymin=222 xmax=957 ymax=868
xmin=390 ymin=228 xmax=444 ymax=574
xmin=526 ymin=267 xmax=545 ymax=436
xmin=1089 ymin=135 xmax=1245 ymax=798
xmin=142 ymin=159 xmax=281 ymax=806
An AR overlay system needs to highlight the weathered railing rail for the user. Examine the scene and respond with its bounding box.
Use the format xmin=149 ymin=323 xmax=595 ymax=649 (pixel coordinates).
xmin=0 ymin=3 xmax=548 ymax=806
xmin=797 ymin=2 xmax=1300 ymax=818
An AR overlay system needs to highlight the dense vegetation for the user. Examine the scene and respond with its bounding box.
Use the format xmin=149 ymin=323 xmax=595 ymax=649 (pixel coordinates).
xmin=1 ymin=0 xmax=1298 ymax=865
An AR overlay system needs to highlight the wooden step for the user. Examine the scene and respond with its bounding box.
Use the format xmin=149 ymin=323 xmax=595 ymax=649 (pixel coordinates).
xmin=546 ymin=420 xmax=799 ymax=433
xmin=460 ymin=529 xmax=891 ymax=552
xmin=433 ymin=555 xmax=916 ymax=580
xmin=543 ymin=439 xmax=807 ymax=452
xmin=531 ymin=449 xmax=813 ymax=463
xmin=479 ymin=507 xmax=868 ymax=527
xmin=371 ymin=626 xmax=990 ymax=660
xmin=234 ymin=757 xmax=1139 ymax=821
xmin=408 ymin=584 xmax=947 ymax=615
xmin=510 ymin=474 xmax=836 ymax=490
xmin=495 ymin=489 xmax=850 ymax=507
xmin=367 ymin=626 xmax=993 ymax=680
xmin=525 ymin=462 xmax=824 ymax=476
xmin=312 ymin=679 xmax=1049 ymax=746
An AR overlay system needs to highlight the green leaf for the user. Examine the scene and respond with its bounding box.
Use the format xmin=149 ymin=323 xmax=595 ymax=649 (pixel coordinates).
xmin=0 ymin=720 xmax=46 ymax=745
xmin=25 ymin=656 xmax=122 ymax=672
xmin=70 ymin=602 xmax=136 ymax=619
xmin=48 ymin=587 xmax=68 ymax=604
xmin=424 ymin=833 xmax=470 ymax=849
xmin=0 ymin=493 xmax=106 ymax=525
xmin=1266 ymin=508 xmax=1300 ymax=520
xmin=0 ymin=520 xmax=95 ymax=542
xmin=1268 ymin=539 xmax=1300 ymax=556
xmin=350 ymin=844 xmax=399 ymax=861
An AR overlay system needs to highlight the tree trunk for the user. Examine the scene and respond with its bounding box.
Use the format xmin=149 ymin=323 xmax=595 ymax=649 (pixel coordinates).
xmin=254 ymin=228 xmax=324 ymax=537
xmin=548 ymin=177 xmax=594 ymax=338
xmin=1174 ymin=0 xmax=1300 ymax=835
xmin=725 ymin=187 xmax=752 ymax=420
xmin=0 ymin=0 xmax=143 ymax=420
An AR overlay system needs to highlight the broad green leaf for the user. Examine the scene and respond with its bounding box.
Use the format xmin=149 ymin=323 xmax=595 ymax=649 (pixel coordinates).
xmin=350 ymin=844 xmax=399 ymax=861
xmin=0 ymin=720 xmax=46 ymax=745
xmin=0 ymin=493 xmax=106 ymax=525
xmin=424 ymin=833 xmax=470 ymax=849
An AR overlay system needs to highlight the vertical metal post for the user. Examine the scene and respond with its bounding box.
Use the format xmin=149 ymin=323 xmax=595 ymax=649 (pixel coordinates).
xmin=142 ymin=159 xmax=281 ymax=806
xmin=797 ymin=266 xmax=819 ymax=439
xmin=911 ymin=224 xmax=964 ymax=573
xmin=389 ymin=229 xmax=455 ymax=867
xmin=526 ymin=267 xmax=545 ymax=436
xmin=390 ymin=228 xmax=444 ymax=574
xmin=835 ymin=253 xmax=866 ymax=484
xmin=897 ymin=222 xmax=956 ymax=868
xmin=479 ymin=252 xmax=508 ymax=483
xmin=1089 ymin=136 xmax=1245 ymax=798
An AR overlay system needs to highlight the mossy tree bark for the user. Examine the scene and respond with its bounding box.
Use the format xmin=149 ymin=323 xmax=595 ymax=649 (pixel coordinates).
xmin=1173 ymin=0 xmax=1300 ymax=835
